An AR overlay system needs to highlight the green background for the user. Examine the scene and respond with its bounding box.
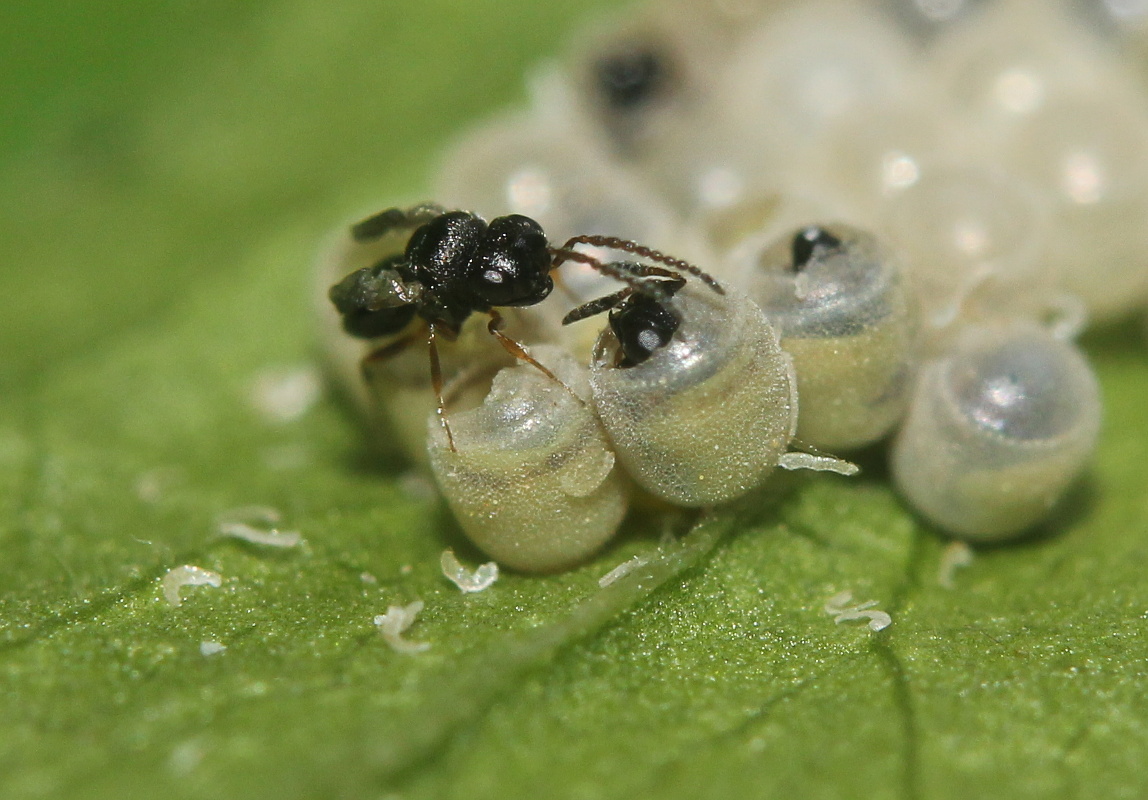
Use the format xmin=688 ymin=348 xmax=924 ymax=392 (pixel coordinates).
xmin=1 ymin=2 xmax=1147 ymax=798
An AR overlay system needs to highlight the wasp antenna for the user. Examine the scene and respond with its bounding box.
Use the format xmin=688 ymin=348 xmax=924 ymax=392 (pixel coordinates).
xmin=562 ymin=288 xmax=633 ymax=325
xmin=551 ymin=248 xmax=666 ymax=301
xmin=559 ymin=235 xmax=724 ymax=295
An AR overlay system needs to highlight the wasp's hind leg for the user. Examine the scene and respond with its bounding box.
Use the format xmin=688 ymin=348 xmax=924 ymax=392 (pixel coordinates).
xmin=425 ymin=323 xmax=458 ymax=452
xmin=359 ymin=328 xmax=424 ymax=379
xmin=350 ymin=202 xmax=446 ymax=243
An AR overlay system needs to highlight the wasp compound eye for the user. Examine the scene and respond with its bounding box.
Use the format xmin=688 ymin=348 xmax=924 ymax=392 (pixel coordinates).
xmin=881 ymin=164 xmax=1051 ymax=328
xmin=469 ymin=214 xmax=554 ymax=308
xmin=890 ymin=324 xmax=1101 ymax=541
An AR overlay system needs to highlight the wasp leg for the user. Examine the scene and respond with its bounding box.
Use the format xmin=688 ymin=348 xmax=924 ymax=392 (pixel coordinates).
xmin=350 ymin=202 xmax=446 ymax=243
xmin=426 ymin=323 xmax=457 ymax=453
xmin=359 ymin=328 xmax=424 ymax=380
xmin=487 ymin=310 xmax=582 ymax=402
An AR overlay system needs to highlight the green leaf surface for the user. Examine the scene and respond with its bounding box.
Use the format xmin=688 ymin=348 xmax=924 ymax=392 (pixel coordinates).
xmin=2 ymin=2 xmax=1147 ymax=799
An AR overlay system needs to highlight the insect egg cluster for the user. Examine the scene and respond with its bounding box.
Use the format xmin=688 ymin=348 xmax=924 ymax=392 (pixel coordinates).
xmin=319 ymin=0 xmax=1143 ymax=571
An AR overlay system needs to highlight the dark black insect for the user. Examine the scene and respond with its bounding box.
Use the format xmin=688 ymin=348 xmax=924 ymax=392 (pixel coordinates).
xmin=330 ymin=203 xmax=554 ymax=338
xmin=558 ymin=238 xmax=730 ymax=369
xmin=329 ymin=204 xmax=721 ymax=445
xmin=562 ymin=263 xmax=688 ymax=367
xmin=791 ymin=226 xmax=843 ymax=271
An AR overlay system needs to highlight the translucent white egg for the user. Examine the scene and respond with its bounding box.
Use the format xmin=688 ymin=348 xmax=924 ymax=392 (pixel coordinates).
xmin=816 ymin=93 xmax=950 ymax=210
xmin=927 ymin=0 xmax=1148 ymax=319
xmin=632 ymin=108 xmax=796 ymax=218
xmin=735 ymin=223 xmax=919 ymax=450
xmin=634 ymin=1 xmax=917 ymax=217
xmin=432 ymin=111 xmax=706 ymax=299
xmin=558 ymin=0 xmax=772 ymax=157
xmin=995 ymin=90 xmax=1148 ymax=320
xmin=428 ymin=346 xmax=628 ymax=573
xmin=930 ymin=0 xmax=1115 ymax=131
xmin=434 ymin=113 xmax=670 ymax=240
xmin=1112 ymin=7 xmax=1148 ymax=73
xmin=879 ymin=162 xmax=1054 ymax=333
xmin=891 ymin=322 xmax=1101 ymax=541
xmin=716 ymin=1 xmax=917 ymax=174
xmin=588 ymin=281 xmax=798 ymax=506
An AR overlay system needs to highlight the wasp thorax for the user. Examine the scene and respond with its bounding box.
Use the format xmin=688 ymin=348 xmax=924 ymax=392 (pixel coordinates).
xmin=427 ymin=346 xmax=627 ymax=573
xmin=739 ymin=222 xmax=918 ymax=451
xmin=589 ymin=281 xmax=797 ymax=506
xmin=891 ymin=323 xmax=1101 ymax=541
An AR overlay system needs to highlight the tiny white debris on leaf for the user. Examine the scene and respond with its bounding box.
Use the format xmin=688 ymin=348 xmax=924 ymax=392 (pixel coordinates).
xmin=360 ymin=571 xmax=379 ymax=585
xmin=440 ymin=549 xmax=499 ymax=593
xmin=824 ymin=590 xmax=892 ymax=632
xmin=249 ymin=365 xmax=321 ymax=424
xmin=938 ymin=541 xmax=974 ymax=590
xmin=779 ymin=452 xmax=860 ymax=476
xmin=200 ymin=641 xmax=227 ymax=657
xmin=218 ymin=521 xmax=303 ymax=549
xmin=598 ymin=555 xmax=651 ymax=588
xmin=400 ymin=564 xmax=413 ymax=576
xmin=216 ymin=505 xmax=282 ymax=526
xmin=374 ymin=601 xmax=430 ymax=654
xmin=215 ymin=506 xmax=302 ymax=548
xmin=162 ymin=566 xmax=222 ymax=607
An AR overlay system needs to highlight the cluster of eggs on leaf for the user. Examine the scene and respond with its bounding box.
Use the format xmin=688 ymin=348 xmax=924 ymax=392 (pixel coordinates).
xmin=318 ymin=0 xmax=1140 ymax=571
